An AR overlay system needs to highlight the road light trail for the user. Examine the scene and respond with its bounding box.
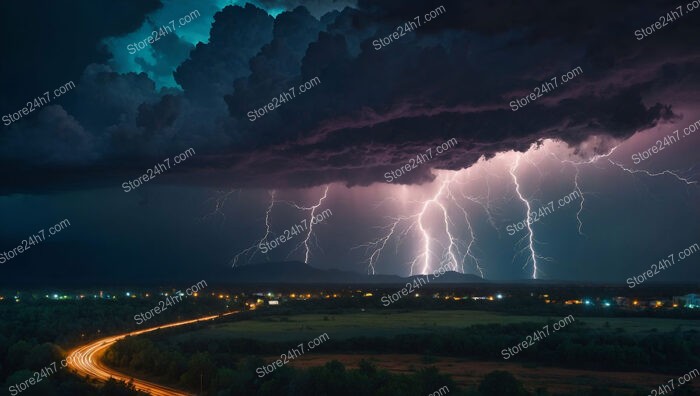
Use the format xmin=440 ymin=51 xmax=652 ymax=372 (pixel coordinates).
xmin=67 ymin=311 xmax=239 ymax=396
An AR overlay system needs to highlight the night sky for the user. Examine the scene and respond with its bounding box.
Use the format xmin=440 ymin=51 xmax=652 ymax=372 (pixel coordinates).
xmin=0 ymin=0 xmax=698 ymax=284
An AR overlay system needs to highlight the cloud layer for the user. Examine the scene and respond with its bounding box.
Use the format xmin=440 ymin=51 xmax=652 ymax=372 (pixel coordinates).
xmin=1 ymin=0 xmax=699 ymax=192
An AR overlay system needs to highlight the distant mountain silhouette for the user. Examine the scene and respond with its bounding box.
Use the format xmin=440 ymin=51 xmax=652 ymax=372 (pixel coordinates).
xmin=228 ymin=261 xmax=487 ymax=284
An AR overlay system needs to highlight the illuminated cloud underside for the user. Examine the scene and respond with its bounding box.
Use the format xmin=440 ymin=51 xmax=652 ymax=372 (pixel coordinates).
xmin=225 ymin=135 xmax=698 ymax=279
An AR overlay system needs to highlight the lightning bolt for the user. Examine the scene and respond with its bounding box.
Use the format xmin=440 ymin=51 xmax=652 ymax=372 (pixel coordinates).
xmin=547 ymin=133 xmax=697 ymax=242
xmin=230 ymin=190 xmax=276 ymax=267
xmin=608 ymin=160 xmax=697 ymax=185
xmin=573 ymin=168 xmax=585 ymax=235
xmin=355 ymin=173 xmax=484 ymax=277
xmin=550 ymin=144 xmax=620 ymax=236
xmin=483 ymin=176 xmax=500 ymax=233
xmin=413 ymin=177 xmax=459 ymax=275
xmin=286 ymin=185 xmax=330 ymax=263
xmin=449 ymin=188 xmax=485 ymax=277
xmin=352 ymin=215 xmax=405 ymax=275
xmin=551 ymin=141 xmax=696 ymax=237
xmin=453 ymin=166 xmax=502 ymax=236
xmin=226 ymin=135 xmax=695 ymax=280
xmin=201 ymin=189 xmax=237 ymax=224
xmin=509 ymin=154 xmax=544 ymax=279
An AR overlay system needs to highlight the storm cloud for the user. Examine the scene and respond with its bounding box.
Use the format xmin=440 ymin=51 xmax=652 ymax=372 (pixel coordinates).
xmin=1 ymin=0 xmax=699 ymax=193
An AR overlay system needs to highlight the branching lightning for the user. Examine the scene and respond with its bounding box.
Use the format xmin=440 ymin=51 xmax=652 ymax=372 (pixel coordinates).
xmin=546 ymin=136 xmax=697 ymax=244
xmin=550 ymin=145 xmax=620 ymax=235
xmin=352 ymin=215 xmax=405 ymax=275
xmin=229 ymin=186 xmax=332 ymax=266
xmin=200 ymin=189 xmax=238 ymax=224
xmin=509 ymin=154 xmax=542 ymax=279
xmin=354 ymin=173 xmax=484 ymax=277
xmin=608 ymin=160 xmax=697 ymax=185
xmin=221 ymin=134 xmax=696 ymax=279
xmin=550 ymin=142 xmax=696 ymax=238
xmin=573 ymin=168 xmax=585 ymax=235
xmin=449 ymin=189 xmax=485 ymax=277
xmin=230 ymin=190 xmax=276 ymax=267
xmin=286 ymin=185 xmax=330 ymax=263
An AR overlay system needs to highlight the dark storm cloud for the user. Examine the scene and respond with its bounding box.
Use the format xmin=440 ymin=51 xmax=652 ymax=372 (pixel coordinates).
xmin=136 ymin=94 xmax=182 ymax=131
xmin=1 ymin=0 xmax=699 ymax=192
xmin=0 ymin=106 xmax=96 ymax=166
xmin=0 ymin=0 xmax=161 ymax=111
xmin=174 ymin=4 xmax=275 ymax=105
xmin=134 ymin=33 xmax=195 ymax=86
xmin=253 ymin=0 xmax=358 ymax=18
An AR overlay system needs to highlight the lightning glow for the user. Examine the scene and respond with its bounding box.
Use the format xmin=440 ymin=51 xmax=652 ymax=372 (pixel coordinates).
xmin=355 ymin=172 xmax=484 ymax=277
xmin=223 ymin=134 xmax=696 ymax=280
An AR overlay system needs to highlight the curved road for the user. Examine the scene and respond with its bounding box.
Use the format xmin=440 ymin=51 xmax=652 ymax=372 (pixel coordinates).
xmin=67 ymin=311 xmax=239 ymax=396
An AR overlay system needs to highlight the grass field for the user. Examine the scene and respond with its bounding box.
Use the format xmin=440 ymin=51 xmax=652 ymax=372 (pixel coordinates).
xmin=171 ymin=309 xmax=700 ymax=343
xmin=159 ymin=310 xmax=700 ymax=395
xmin=281 ymin=354 xmax=700 ymax=394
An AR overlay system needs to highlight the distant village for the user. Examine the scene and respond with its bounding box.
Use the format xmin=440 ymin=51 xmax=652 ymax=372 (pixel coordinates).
xmin=3 ymin=289 xmax=699 ymax=310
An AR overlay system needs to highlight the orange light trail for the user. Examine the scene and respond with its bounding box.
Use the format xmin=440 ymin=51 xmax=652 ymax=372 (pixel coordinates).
xmin=67 ymin=311 xmax=239 ymax=396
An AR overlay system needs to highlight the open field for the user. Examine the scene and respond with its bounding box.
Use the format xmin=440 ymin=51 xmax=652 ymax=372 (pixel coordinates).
xmin=162 ymin=310 xmax=700 ymax=393
xmin=171 ymin=309 xmax=700 ymax=343
xmin=280 ymin=354 xmax=699 ymax=394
